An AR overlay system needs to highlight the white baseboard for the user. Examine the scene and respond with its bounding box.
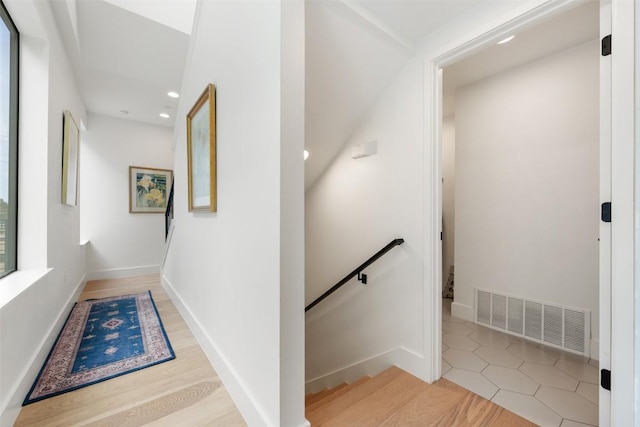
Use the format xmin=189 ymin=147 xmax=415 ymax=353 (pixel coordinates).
xmin=86 ymin=265 xmax=159 ymax=281
xmin=161 ymin=274 xmax=275 ymax=427
xmin=0 ymin=271 xmax=86 ymax=427
xmin=305 ymin=347 xmax=424 ymax=394
xmin=451 ymin=301 xmax=474 ymax=322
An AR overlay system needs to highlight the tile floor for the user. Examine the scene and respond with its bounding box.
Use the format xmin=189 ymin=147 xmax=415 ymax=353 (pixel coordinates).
xmin=442 ymin=298 xmax=599 ymax=427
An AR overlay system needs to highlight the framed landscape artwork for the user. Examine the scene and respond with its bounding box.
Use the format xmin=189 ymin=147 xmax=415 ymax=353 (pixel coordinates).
xmin=62 ymin=110 xmax=80 ymax=206
xmin=129 ymin=166 xmax=173 ymax=213
xmin=186 ymin=83 xmax=217 ymax=212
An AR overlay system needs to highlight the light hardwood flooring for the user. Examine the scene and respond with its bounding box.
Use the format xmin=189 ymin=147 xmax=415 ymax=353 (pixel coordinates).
xmin=305 ymin=366 xmax=537 ymax=426
xmin=14 ymin=274 xmax=246 ymax=427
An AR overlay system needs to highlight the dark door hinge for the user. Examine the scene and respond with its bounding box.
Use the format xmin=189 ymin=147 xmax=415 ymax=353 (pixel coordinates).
xmin=602 ymin=35 xmax=612 ymax=56
xmin=601 ymin=202 xmax=611 ymax=223
xmin=601 ymin=369 xmax=611 ymax=390
xmin=440 ymin=232 xmax=443 ymax=241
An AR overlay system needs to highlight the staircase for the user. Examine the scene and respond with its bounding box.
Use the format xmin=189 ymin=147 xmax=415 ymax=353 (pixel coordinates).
xmin=305 ymin=366 xmax=537 ymax=426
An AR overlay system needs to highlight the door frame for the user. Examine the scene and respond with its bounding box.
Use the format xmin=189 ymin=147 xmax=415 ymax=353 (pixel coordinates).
xmin=423 ymin=0 xmax=634 ymax=424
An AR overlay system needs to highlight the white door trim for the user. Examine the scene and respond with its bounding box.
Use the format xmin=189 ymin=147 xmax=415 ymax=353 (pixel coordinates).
xmin=609 ymin=0 xmax=635 ymax=425
xmin=599 ymin=1 xmax=612 ymax=424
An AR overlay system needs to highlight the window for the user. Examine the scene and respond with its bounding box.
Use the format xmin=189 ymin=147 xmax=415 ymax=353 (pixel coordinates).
xmin=0 ymin=0 xmax=18 ymax=278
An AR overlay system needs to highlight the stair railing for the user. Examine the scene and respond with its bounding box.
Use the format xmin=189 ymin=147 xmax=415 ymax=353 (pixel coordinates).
xmin=165 ymin=178 xmax=174 ymax=240
xmin=305 ymin=238 xmax=404 ymax=312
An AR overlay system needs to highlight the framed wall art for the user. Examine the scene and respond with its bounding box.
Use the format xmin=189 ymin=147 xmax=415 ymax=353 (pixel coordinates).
xmin=186 ymin=83 xmax=217 ymax=212
xmin=62 ymin=110 xmax=80 ymax=206
xmin=129 ymin=166 xmax=173 ymax=213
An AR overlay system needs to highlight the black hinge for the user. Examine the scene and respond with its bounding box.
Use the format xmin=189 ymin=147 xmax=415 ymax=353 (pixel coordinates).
xmin=601 ymin=369 xmax=611 ymax=390
xmin=601 ymin=202 xmax=611 ymax=222
xmin=602 ymin=35 xmax=612 ymax=56
xmin=440 ymin=232 xmax=443 ymax=241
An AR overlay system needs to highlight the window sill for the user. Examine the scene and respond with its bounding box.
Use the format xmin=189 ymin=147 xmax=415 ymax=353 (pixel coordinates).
xmin=0 ymin=268 xmax=53 ymax=310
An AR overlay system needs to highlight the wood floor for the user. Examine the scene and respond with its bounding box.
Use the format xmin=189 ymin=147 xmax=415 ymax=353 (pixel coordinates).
xmin=14 ymin=274 xmax=246 ymax=427
xmin=15 ymin=274 xmax=540 ymax=426
xmin=305 ymin=366 xmax=538 ymax=426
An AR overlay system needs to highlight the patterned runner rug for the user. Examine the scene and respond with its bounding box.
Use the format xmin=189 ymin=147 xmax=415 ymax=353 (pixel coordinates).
xmin=23 ymin=291 xmax=175 ymax=405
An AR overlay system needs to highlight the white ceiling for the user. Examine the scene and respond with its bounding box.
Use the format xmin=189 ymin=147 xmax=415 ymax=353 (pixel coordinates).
xmin=443 ymin=1 xmax=599 ymax=117
xmin=51 ymin=0 xmax=193 ymax=128
xmin=51 ymin=0 xmax=599 ymax=189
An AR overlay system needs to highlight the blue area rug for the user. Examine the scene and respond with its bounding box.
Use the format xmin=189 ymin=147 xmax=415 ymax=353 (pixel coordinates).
xmin=24 ymin=291 xmax=175 ymax=405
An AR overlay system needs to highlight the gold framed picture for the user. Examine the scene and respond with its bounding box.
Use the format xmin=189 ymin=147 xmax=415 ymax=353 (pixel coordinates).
xmin=187 ymin=84 xmax=217 ymax=212
xmin=62 ymin=110 xmax=80 ymax=206
xmin=129 ymin=166 xmax=173 ymax=213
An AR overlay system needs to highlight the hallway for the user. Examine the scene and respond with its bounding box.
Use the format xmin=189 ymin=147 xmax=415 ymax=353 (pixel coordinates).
xmin=14 ymin=275 xmax=246 ymax=426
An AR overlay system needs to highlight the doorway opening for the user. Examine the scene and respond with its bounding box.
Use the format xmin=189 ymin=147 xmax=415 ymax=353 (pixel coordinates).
xmin=427 ymin=1 xmax=605 ymax=425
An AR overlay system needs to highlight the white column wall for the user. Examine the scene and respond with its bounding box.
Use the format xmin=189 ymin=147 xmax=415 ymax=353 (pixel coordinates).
xmin=162 ymin=1 xmax=306 ymax=425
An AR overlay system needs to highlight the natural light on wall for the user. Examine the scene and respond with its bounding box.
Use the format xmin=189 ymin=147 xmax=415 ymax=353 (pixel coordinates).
xmin=304 ymin=149 xmax=310 ymax=160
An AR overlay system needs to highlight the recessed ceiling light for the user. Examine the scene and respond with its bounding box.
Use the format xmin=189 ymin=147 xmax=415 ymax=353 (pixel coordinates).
xmin=167 ymin=91 xmax=180 ymax=98
xmin=304 ymin=149 xmax=310 ymax=160
xmin=160 ymin=113 xmax=170 ymax=119
xmin=497 ymin=35 xmax=515 ymax=45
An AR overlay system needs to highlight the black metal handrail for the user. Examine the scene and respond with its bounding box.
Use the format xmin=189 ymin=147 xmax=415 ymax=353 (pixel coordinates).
xmin=305 ymin=238 xmax=404 ymax=312
xmin=165 ymin=178 xmax=174 ymax=240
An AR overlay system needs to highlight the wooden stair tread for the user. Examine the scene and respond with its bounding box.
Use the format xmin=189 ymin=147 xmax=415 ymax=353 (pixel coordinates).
xmin=306 ymin=368 xmax=538 ymax=427
xmin=306 ymin=366 xmax=404 ymax=425
xmin=305 ymin=383 xmax=348 ymax=406
xmin=377 ymin=380 xmax=466 ymax=426
xmin=305 ymin=376 xmax=371 ymax=414
xmin=318 ymin=368 xmax=429 ymax=426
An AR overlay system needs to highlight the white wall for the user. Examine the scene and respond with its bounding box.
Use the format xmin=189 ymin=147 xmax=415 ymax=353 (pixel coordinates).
xmin=442 ymin=117 xmax=455 ymax=287
xmin=305 ymin=56 xmax=425 ymax=384
xmin=0 ymin=0 xmax=88 ymax=424
xmin=162 ymin=1 xmax=305 ymax=426
xmin=453 ymin=40 xmax=599 ymax=342
xmin=80 ymin=113 xmax=174 ymax=278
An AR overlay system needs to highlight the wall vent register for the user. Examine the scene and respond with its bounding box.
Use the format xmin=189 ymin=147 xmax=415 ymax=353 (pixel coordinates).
xmin=475 ymin=289 xmax=591 ymax=357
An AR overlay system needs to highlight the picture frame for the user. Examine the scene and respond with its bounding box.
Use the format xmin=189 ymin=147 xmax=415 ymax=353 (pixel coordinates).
xmin=62 ymin=110 xmax=80 ymax=206
xmin=129 ymin=166 xmax=173 ymax=214
xmin=186 ymin=83 xmax=217 ymax=212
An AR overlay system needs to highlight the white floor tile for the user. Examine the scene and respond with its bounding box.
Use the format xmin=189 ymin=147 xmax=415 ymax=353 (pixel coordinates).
xmin=560 ymin=420 xmax=596 ymax=427
xmin=443 ymin=321 xmax=474 ymax=336
xmin=475 ymin=346 xmax=523 ymax=369
xmin=440 ymin=299 xmax=598 ymax=427
xmin=443 ymin=333 xmax=480 ymax=351
xmin=492 ymin=390 xmax=562 ymax=427
xmin=555 ymin=359 xmax=599 ymax=384
xmin=482 ymin=365 xmax=539 ymax=395
xmin=507 ymin=342 xmax=560 ymax=365
xmin=443 ymin=348 xmax=488 ymax=372
xmin=444 ymin=368 xmax=498 ymax=400
xmin=468 ymin=329 xmax=510 ymax=349
xmin=576 ymin=382 xmax=598 ymax=405
xmin=442 ymin=358 xmax=452 ymax=375
xmin=536 ymin=386 xmax=598 ymax=426
xmin=462 ymin=321 xmax=480 ymax=331
xmin=519 ymin=362 xmax=579 ymax=391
